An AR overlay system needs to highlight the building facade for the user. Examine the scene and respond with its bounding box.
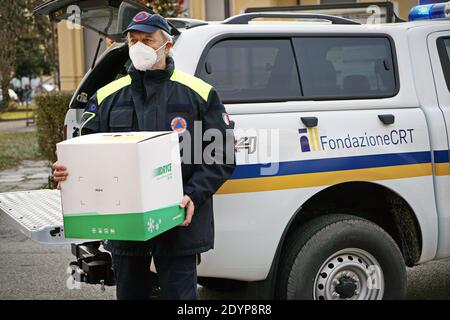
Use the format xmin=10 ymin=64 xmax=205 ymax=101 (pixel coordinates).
xmin=190 ymin=0 xmax=419 ymax=22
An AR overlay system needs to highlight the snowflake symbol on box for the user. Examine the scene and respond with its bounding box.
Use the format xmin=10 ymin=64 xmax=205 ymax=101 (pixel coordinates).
xmin=148 ymin=218 xmax=155 ymax=233
xmin=148 ymin=218 xmax=161 ymax=233
xmin=156 ymin=218 xmax=162 ymax=231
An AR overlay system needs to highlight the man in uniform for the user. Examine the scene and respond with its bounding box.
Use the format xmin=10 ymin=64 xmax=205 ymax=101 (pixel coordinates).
xmin=52 ymin=12 xmax=236 ymax=300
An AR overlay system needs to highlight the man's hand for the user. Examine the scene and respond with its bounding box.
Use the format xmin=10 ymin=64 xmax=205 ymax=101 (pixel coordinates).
xmin=52 ymin=162 xmax=68 ymax=190
xmin=179 ymin=195 xmax=195 ymax=227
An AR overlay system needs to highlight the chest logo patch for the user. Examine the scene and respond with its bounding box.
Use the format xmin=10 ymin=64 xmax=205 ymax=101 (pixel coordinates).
xmin=170 ymin=116 xmax=187 ymax=133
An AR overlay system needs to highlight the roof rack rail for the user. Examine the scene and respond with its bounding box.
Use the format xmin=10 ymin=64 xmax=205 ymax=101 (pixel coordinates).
xmin=167 ymin=18 xmax=208 ymax=30
xmin=223 ymin=13 xmax=360 ymax=25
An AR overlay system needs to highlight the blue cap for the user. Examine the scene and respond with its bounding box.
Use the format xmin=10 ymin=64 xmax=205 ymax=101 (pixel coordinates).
xmin=123 ymin=12 xmax=171 ymax=35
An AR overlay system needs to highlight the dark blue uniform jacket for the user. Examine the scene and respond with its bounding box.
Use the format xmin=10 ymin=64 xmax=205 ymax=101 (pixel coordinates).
xmin=80 ymin=56 xmax=236 ymax=256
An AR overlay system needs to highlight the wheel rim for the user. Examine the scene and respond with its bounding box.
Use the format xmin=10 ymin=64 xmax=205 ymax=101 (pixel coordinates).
xmin=313 ymin=248 xmax=384 ymax=300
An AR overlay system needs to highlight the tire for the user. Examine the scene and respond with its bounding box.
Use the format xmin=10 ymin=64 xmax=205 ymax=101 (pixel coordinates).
xmin=276 ymin=214 xmax=407 ymax=300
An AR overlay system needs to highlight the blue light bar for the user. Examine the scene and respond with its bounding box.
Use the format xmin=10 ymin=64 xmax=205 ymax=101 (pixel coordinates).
xmin=408 ymin=2 xmax=450 ymax=21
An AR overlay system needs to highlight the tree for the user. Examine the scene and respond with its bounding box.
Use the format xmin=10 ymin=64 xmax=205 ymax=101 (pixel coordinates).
xmin=135 ymin=0 xmax=187 ymax=17
xmin=19 ymin=0 xmax=57 ymax=79
xmin=0 ymin=0 xmax=27 ymax=110
xmin=0 ymin=0 xmax=56 ymax=110
xmin=15 ymin=40 xmax=53 ymax=78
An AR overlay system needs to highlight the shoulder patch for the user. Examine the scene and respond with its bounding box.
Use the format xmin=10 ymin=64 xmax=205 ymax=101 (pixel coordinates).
xmin=87 ymin=101 xmax=97 ymax=112
xmin=170 ymin=69 xmax=212 ymax=102
xmin=96 ymin=75 xmax=132 ymax=105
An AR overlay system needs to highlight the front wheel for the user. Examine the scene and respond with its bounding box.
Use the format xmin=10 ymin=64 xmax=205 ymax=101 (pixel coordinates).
xmin=277 ymin=214 xmax=407 ymax=300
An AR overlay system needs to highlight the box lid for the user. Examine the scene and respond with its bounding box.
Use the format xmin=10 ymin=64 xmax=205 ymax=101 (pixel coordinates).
xmin=58 ymin=132 xmax=173 ymax=145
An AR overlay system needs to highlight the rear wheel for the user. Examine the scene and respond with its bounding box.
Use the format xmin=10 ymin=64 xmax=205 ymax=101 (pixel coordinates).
xmin=277 ymin=214 xmax=407 ymax=300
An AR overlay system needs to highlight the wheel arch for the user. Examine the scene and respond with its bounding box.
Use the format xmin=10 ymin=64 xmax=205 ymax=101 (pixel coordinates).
xmin=261 ymin=181 xmax=422 ymax=298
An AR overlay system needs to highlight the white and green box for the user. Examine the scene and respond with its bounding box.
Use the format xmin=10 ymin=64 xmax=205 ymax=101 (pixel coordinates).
xmin=56 ymin=132 xmax=185 ymax=241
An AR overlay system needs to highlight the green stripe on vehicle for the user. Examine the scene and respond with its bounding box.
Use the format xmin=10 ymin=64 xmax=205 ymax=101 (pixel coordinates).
xmin=170 ymin=69 xmax=212 ymax=102
xmin=96 ymin=75 xmax=132 ymax=104
xmin=63 ymin=203 xmax=185 ymax=241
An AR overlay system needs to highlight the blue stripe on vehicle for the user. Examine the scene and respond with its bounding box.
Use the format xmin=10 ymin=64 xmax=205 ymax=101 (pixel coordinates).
xmin=230 ymin=151 xmax=432 ymax=180
xmin=434 ymin=150 xmax=449 ymax=163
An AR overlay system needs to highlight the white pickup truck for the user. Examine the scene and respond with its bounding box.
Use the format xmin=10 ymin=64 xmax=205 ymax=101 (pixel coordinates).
xmin=1 ymin=0 xmax=450 ymax=300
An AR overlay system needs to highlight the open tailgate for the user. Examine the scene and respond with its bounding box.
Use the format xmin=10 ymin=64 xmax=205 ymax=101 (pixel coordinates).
xmin=0 ymin=189 xmax=92 ymax=244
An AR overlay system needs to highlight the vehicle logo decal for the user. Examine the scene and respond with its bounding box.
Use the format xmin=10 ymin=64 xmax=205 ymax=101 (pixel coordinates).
xmin=298 ymin=128 xmax=415 ymax=152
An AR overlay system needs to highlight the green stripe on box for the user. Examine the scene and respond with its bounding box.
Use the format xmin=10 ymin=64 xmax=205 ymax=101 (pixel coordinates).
xmin=63 ymin=204 xmax=185 ymax=241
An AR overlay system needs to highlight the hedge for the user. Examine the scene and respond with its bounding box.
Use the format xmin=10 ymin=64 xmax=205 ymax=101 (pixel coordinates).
xmin=35 ymin=92 xmax=71 ymax=164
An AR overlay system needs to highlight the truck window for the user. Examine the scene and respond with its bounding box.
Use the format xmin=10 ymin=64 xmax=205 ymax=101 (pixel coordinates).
xmin=437 ymin=37 xmax=450 ymax=92
xmin=293 ymin=37 xmax=397 ymax=99
xmin=197 ymin=39 xmax=302 ymax=103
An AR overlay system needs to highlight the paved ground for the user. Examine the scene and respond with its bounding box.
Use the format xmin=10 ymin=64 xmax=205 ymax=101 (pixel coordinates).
xmin=0 ymin=120 xmax=51 ymax=193
xmin=0 ymin=120 xmax=35 ymax=133
xmin=0 ymin=160 xmax=51 ymax=193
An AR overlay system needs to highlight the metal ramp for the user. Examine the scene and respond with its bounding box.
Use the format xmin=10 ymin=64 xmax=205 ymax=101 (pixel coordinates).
xmin=0 ymin=189 xmax=92 ymax=244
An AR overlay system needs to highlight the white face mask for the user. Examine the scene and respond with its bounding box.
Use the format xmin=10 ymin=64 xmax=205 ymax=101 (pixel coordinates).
xmin=129 ymin=40 xmax=168 ymax=71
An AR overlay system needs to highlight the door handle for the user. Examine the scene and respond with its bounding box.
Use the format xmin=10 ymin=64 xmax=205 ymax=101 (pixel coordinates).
xmin=301 ymin=117 xmax=318 ymax=128
xmin=378 ymin=114 xmax=395 ymax=125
